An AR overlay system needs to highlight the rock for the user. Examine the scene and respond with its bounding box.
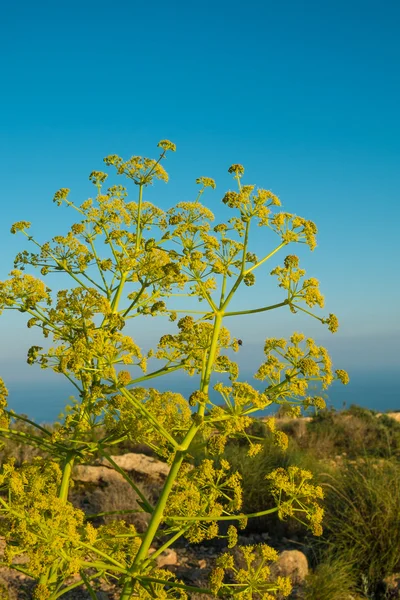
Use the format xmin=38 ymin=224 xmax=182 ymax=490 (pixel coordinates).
xmin=98 ymin=453 xmax=170 ymax=480
xmin=384 ymin=572 xmax=400 ymax=594
xmin=198 ymin=559 xmax=207 ymax=569
xmin=73 ymin=464 xmax=125 ymax=485
xmin=96 ymin=593 xmax=110 ymax=600
xmin=272 ymin=550 xmax=308 ymax=584
xmin=149 ymin=548 xmax=178 ymax=568
xmin=73 ymin=453 xmax=170 ymax=485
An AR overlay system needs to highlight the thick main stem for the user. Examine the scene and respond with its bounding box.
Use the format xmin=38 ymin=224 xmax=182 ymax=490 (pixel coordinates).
xmin=58 ymin=452 xmax=75 ymax=502
xmin=38 ymin=452 xmax=76 ymax=590
xmin=119 ymin=312 xmax=224 ymax=600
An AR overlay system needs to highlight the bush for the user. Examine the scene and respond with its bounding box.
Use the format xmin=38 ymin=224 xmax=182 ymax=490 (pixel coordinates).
xmin=323 ymin=459 xmax=400 ymax=595
xmin=304 ymin=554 xmax=361 ymax=600
xmin=297 ymin=406 xmax=400 ymax=460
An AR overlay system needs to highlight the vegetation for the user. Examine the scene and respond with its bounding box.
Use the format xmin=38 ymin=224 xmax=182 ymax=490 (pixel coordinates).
xmin=2 ymin=407 xmax=400 ymax=597
xmin=323 ymin=457 xmax=400 ymax=597
xmin=0 ymin=140 xmax=350 ymax=599
xmin=297 ymin=405 xmax=400 ymax=460
xmin=303 ymin=553 xmax=360 ymax=600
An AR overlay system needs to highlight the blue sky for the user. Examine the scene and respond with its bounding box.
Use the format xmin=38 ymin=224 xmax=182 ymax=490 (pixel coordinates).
xmin=0 ymin=0 xmax=399 ymax=414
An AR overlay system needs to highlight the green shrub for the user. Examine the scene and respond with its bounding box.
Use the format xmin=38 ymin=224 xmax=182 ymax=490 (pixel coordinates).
xmin=297 ymin=406 xmax=400 ymax=460
xmin=304 ymin=554 xmax=361 ymax=600
xmin=323 ymin=458 xmax=400 ymax=594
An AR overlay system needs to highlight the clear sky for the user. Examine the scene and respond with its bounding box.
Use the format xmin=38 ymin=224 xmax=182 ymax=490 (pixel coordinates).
xmin=0 ymin=0 xmax=399 ymax=414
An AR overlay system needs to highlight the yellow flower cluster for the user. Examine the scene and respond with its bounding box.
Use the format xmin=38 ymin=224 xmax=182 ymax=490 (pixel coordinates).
xmin=156 ymin=319 xmax=236 ymax=377
xmin=105 ymin=387 xmax=192 ymax=458
xmin=270 ymin=213 xmax=318 ymax=250
xmin=165 ymin=459 xmax=242 ymax=543
xmin=134 ymin=569 xmax=187 ymax=599
xmin=196 ymin=176 xmax=216 ymax=189
xmin=0 ymin=271 xmax=50 ymax=314
xmin=271 ymin=255 xmax=326 ymax=309
xmin=210 ymin=544 xmax=291 ymax=598
xmin=157 ymin=139 xmax=177 ymax=152
xmin=254 ymin=334 xmax=348 ymax=411
xmin=89 ymin=170 xmax=108 ymax=185
xmin=52 ymin=187 xmax=70 ymax=206
xmin=10 ymin=220 xmax=31 ymax=234
xmin=335 ymin=369 xmax=350 ymax=385
xmin=221 ymin=183 xmax=281 ymax=231
xmin=0 ymin=459 xmax=87 ymax=577
xmin=266 ymin=466 xmax=324 ymax=536
xmin=104 ymin=153 xmax=169 ymax=186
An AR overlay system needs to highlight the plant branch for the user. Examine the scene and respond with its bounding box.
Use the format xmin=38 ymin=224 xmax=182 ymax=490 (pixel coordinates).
xmin=97 ymin=448 xmax=153 ymax=513
xmin=224 ymin=299 xmax=289 ymax=317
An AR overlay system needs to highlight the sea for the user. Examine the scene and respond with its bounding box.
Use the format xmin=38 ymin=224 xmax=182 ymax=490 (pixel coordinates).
xmin=4 ymin=368 xmax=399 ymax=424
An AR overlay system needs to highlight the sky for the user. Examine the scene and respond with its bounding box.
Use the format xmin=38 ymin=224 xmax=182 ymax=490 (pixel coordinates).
xmin=0 ymin=0 xmax=399 ymax=417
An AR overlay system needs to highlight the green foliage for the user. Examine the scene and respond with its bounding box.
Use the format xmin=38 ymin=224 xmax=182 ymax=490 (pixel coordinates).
xmin=220 ymin=430 xmax=331 ymax=537
xmin=323 ymin=459 xmax=400 ymax=595
xmin=304 ymin=553 xmax=361 ymax=600
xmin=302 ymin=406 xmax=400 ymax=459
xmin=0 ymin=141 xmax=347 ymax=599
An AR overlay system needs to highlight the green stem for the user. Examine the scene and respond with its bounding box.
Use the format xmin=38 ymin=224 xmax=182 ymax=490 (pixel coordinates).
xmin=79 ymin=571 xmax=98 ymax=600
xmin=110 ymin=273 xmax=127 ymax=313
xmin=167 ymin=506 xmax=279 ymax=522
xmin=85 ymin=509 xmax=145 ymax=519
xmin=136 ymin=577 xmax=214 ymax=595
xmin=220 ymin=271 xmax=228 ymax=305
xmin=224 ymin=299 xmax=288 ymax=317
xmin=73 ymin=541 xmax=127 ymax=570
xmin=81 ymin=269 xmax=107 ymax=294
xmin=143 ymin=528 xmax=185 ymax=566
xmin=119 ymin=450 xmax=186 ymax=599
xmin=221 ymin=220 xmax=251 ymax=310
xmin=166 ymin=309 xmax=210 ymax=316
xmin=124 ymin=363 xmax=184 ymax=385
xmin=119 ymin=310 xmax=224 ymax=599
xmin=2 ymin=412 xmax=52 ymax=435
xmin=38 ymin=452 xmax=75 ymax=588
xmin=101 ymin=223 xmax=120 ymax=270
xmin=244 ymin=241 xmax=287 ymax=274
xmin=97 ymin=448 xmax=153 ymax=513
xmin=201 ymin=312 xmax=223 ymax=393
xmin=0 ymin=428 xmax=55 ymax=452
xmin=88 ymin=234 xmax=110 ymax=296
xmin=195 ymin=277 xmax=218 ymax=312
xmin=122 ymin=283 xmax=147 ymax=317
xmin=135 ymin=184 xmax=144 ymax=253
xmin=59 ymin=452 xmax=75 ymax=501
xmin=292 ymin=303 xmax=325 ymax=323
xmin=0 ymin=564 xmax=34 ymax=578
